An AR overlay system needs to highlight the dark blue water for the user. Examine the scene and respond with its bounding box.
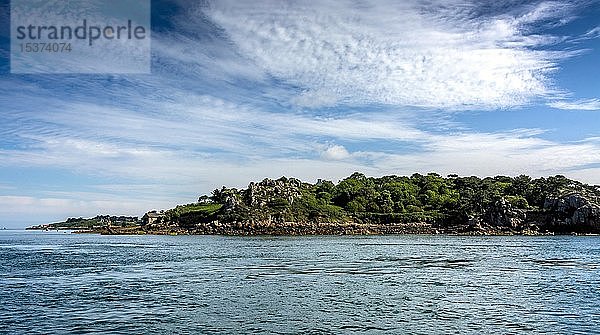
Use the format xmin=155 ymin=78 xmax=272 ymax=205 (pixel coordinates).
xmin=1 ymin=231 xmax=600 ymax=334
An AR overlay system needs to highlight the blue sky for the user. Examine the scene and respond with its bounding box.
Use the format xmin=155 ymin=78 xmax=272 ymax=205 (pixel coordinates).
xmin=1 ymin=0 xmax=600 ymax=228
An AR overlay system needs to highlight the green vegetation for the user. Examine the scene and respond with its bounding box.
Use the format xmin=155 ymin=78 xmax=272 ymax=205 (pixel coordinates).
xmin=60 ymin=217 xmax=101 ymax=228
xmin=166 ymin=203 xmax=223 ymax=217
xmin=33 ymin=172 xmax=600 ymax=235
xmin=195 ymin=173 xmax=599 ymax=228
xmin=28 ymin=215 xmax=140 ymax=230
xmin=165 ymin=203 xmax=223 ymax=227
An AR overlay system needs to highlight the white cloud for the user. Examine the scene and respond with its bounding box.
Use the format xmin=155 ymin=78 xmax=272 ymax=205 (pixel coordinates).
xmin=515 ymin=1 xmax=575 ymax=25
xmin=321 ymin=145 xmax=351 ymax=160
xmin=548 ymin=98 xmax=600 ymax=111
xmin=4 ymin=111 xmax=600 ymax=187
xmin=3 ymin=91 xmax=600 ymax=191
xmin=342 ymin=133 xmax=600 ymax=186
xmin=205 ymin=0 xmax=572 ymax=109
xmin=583 ymin=26 xmax=600 ymax=39
xmin=3 ymin=114 xmax=600 ymax=227
xmin=2 ymin=0 xmax=600 ymax=228
xmin=10 ymin=96 xmax=426 ymax=159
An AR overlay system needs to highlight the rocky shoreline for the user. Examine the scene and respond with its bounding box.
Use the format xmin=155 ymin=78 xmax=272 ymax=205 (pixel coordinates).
xmin=31 ymin=174 xmax=600 ymax=236
xmin=49 ymin=215 xmax=596 ymax=236
xmin=77 ymin=228 xmax=573 ymax=237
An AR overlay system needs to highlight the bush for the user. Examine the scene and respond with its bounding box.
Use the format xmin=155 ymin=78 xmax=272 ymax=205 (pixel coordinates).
xmin=505 ymin=195 xmax=529 ymax=209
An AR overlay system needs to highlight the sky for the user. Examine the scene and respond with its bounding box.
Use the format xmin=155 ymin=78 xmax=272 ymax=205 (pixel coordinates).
xmin=0 ymin=0 xmax=600 ymax=228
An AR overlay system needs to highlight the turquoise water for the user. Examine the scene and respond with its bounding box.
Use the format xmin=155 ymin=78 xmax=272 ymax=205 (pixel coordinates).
xmin=1 ymin=231 xmax=600 ymax=334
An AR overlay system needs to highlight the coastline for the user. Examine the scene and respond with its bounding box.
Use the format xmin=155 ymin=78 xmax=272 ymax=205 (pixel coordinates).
xmin=62 ymin=222 xmax=555 ymax=236
xmin=27 ymin=174 xmax=600 ymax=237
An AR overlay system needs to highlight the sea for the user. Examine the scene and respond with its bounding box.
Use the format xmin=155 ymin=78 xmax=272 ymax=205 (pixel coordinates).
xmin=1 ymin=230 xmax=599 ymax=334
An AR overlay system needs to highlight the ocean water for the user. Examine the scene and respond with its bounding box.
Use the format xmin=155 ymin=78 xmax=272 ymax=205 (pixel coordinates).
xmin=1 ymin=231 xmax=599 ymax=334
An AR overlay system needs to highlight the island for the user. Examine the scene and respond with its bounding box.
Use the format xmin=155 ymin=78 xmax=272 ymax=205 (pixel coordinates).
xmin=29 ymin=173 xmax=600 ymax=236
xmin=26 ymin=215 xmax=140 ymax=232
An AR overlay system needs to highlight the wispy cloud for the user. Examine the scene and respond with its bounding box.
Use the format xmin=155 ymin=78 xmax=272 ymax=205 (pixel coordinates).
xmin=548 ymin=98 xmax=600 ymax=110
xmin=204 ymin=0 xmax=576 ymax=109
xmin=582 ymin=26 xmax=600 ymax=39
xmin=3 ymin=110 xmax=600 ymax=225
xmin=1 ymin=0 xmax=600 ymax=227
xmin=4 ymin=99 xmax=600 ymax=185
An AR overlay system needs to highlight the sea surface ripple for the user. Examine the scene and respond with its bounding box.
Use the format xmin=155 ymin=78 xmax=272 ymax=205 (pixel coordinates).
xmin=1 ymin=231 xmax=600 ymax=334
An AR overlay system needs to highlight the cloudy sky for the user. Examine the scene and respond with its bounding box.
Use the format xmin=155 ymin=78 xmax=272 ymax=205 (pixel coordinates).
xmin=1 ymin=0 xmax=600 ymax=228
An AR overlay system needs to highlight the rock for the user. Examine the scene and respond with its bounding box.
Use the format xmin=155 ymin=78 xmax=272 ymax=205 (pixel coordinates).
xmin=572 ymin=204 xmax=600 ymax=227
xmin=223 ymin=194 xmax=240 ymax=211
xmin=484 ymin=198 xmax=525 ymax=229
xmin=544 ymin=193 xmax=588 ymax=213
xmin=243 ymin=177 xmax=305 ymax=209
xmin=541 ymin=193 xmax=600 ymax=233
